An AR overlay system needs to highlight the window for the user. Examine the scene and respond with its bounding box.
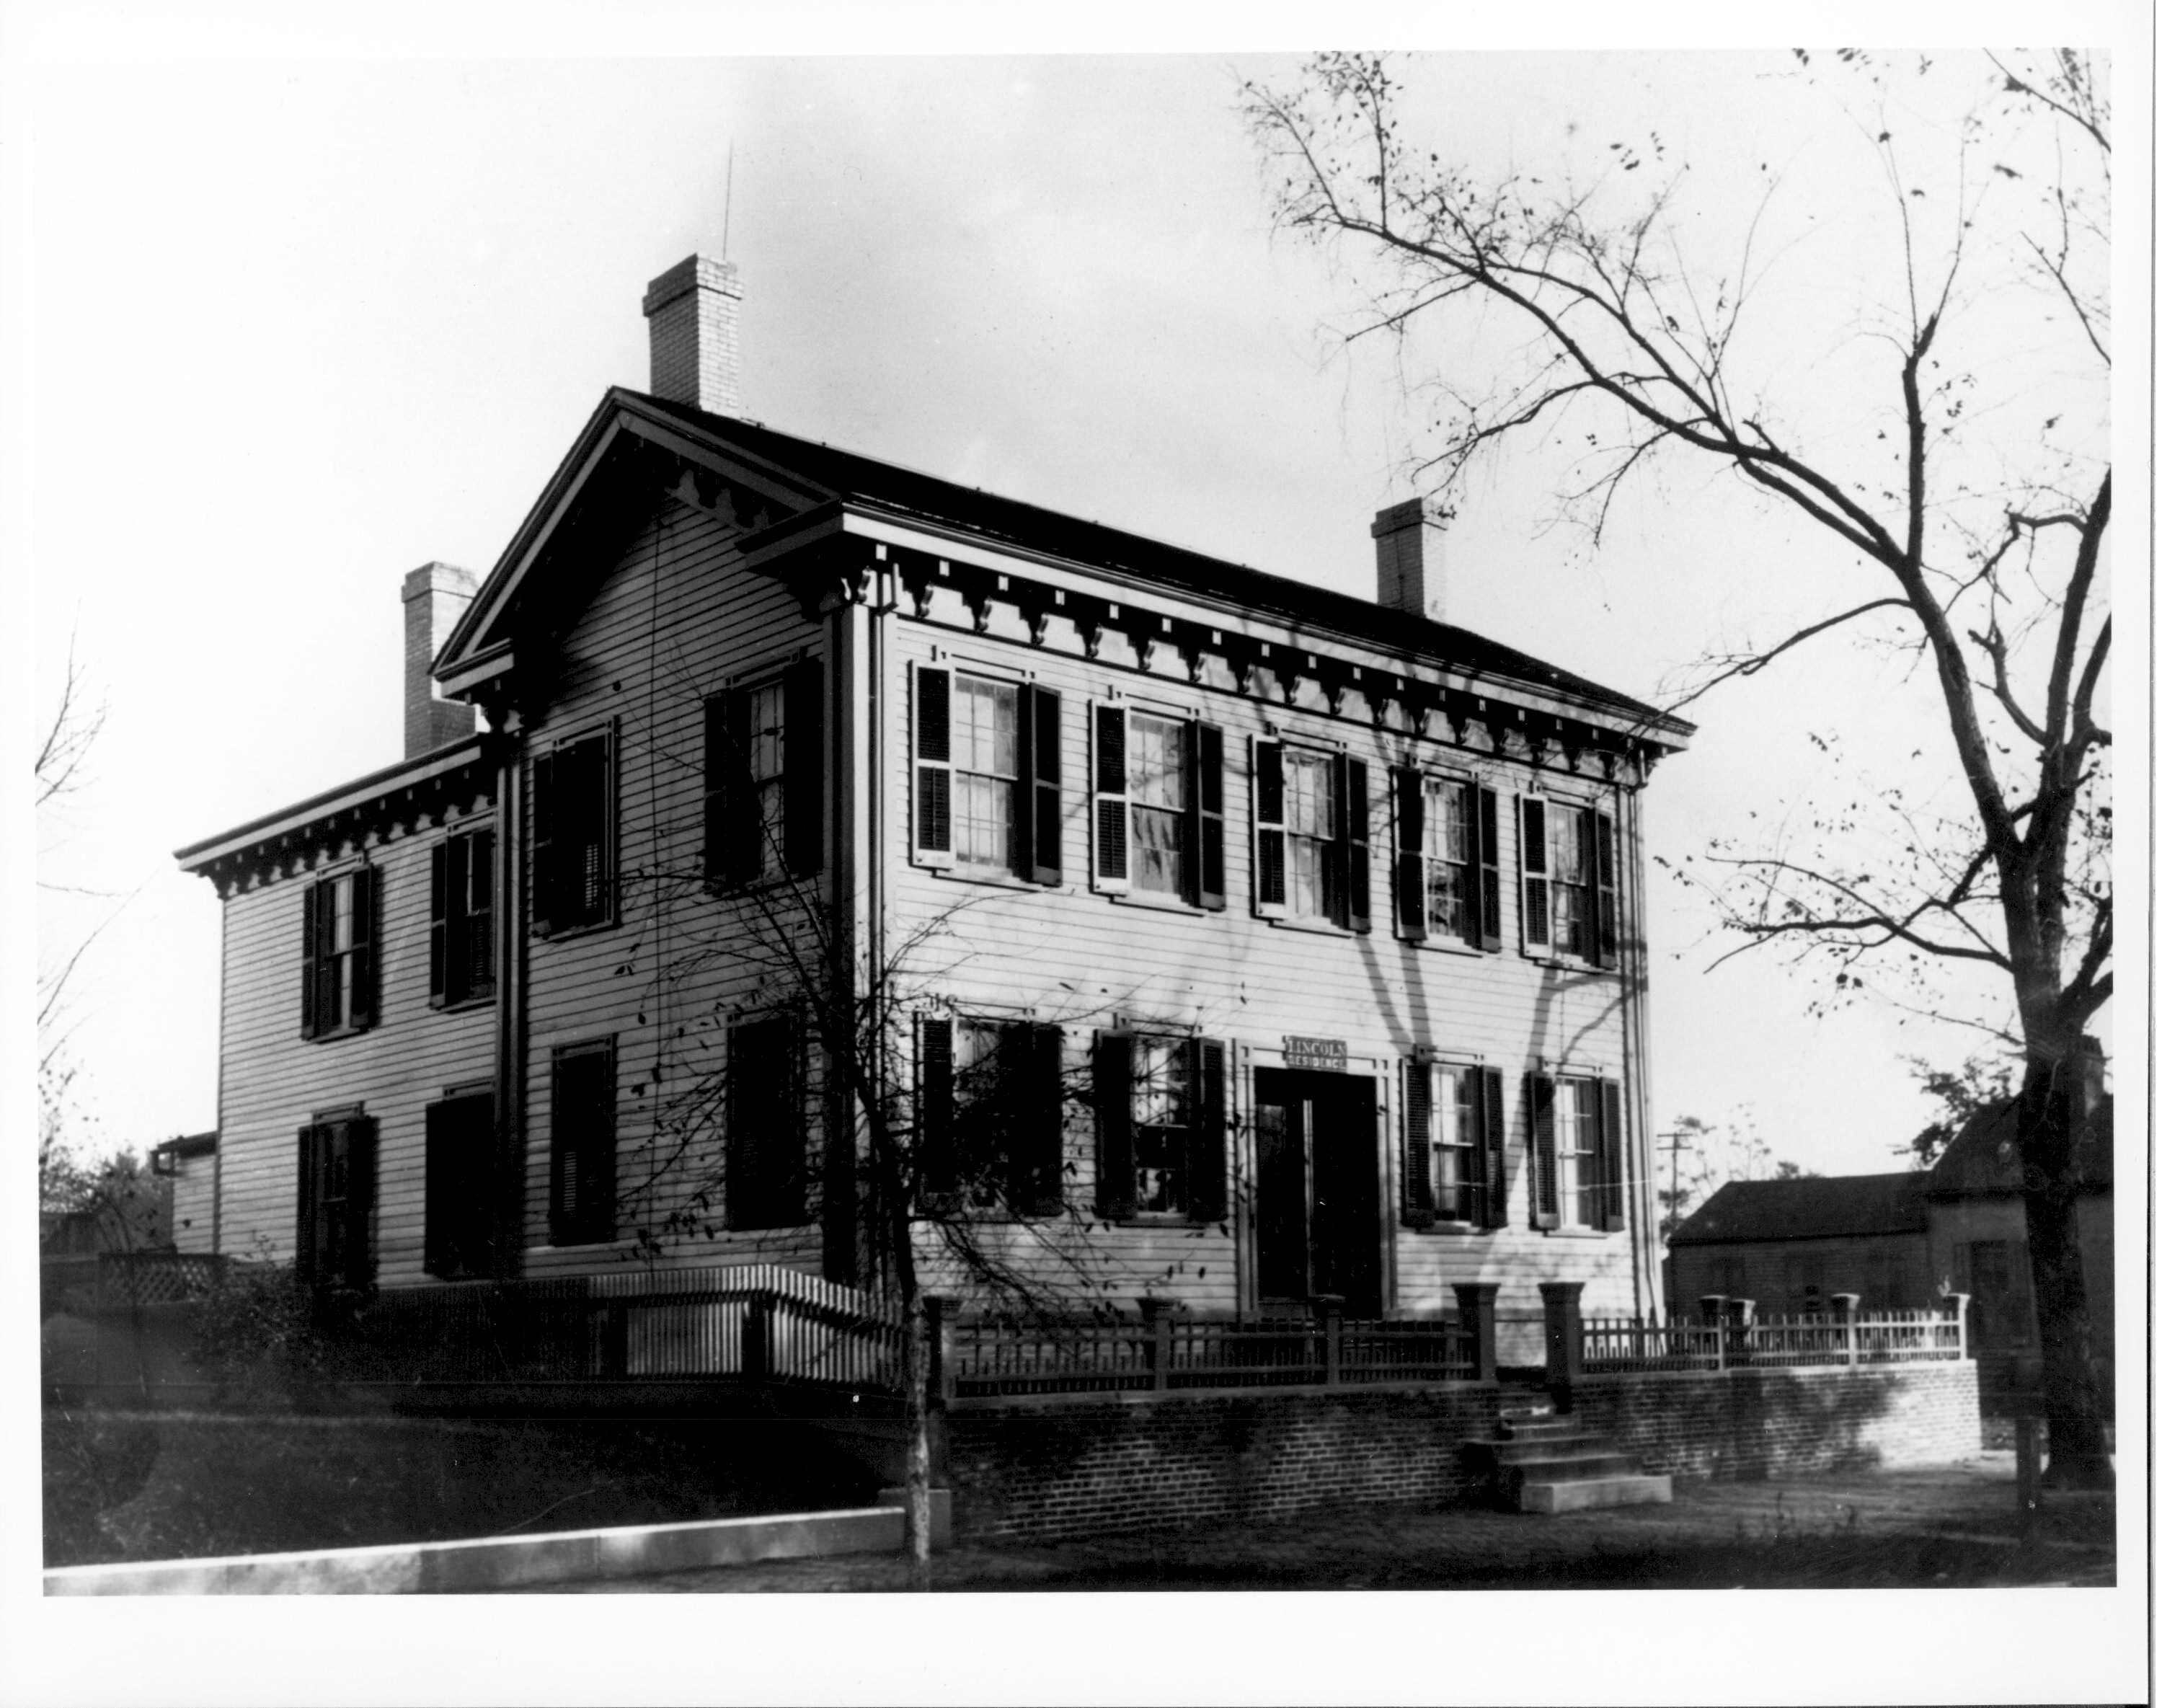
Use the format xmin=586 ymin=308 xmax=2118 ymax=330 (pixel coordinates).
xmin=1526 ymin=1074 xmax=1626 ymax=1232
xmin=1520 ymin=797 xmax=1618 ymax=963
xmin=1393 ymin=771 xmax=1504 ymax=947
xmin=708 ymin=661 xmax=823 ymax=888
xmin=549 ymin=1042 xmax=616 ymax=1246
xmin=296 ymin=1114 xmax=376 ymax=1286
xmin=917 ymin=1016 xmax=1065 ymax=1214
xmin=1402 ymin=1061 xmax=1507 ymax=1228
xmin=424 ymin=1091 xmax=495 ymax=1279
xmin=727 ymin=1014 xmax=806 ymax=1229
xmin=533 ymin=729 xmax=613 ymax=933
xmin=1254 ymin=742 xmax=1369 ymax=928
xmin=301 ymin=867 xmax=377 ymax=1038
xmin=430 ymin=828 xmax=495 ymax=1007
xmin=914 ymin=666 xmax=1061 ymax=883
xmin=1093 ymin=706 xmax=1223 ymax=907
xmin=1090 ymin=1032 xmax=1227 ymax=1222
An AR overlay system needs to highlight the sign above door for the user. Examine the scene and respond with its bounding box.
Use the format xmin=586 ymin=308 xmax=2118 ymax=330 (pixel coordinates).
xmin=1282 ymin=1035 xmax=1348 ymax=1072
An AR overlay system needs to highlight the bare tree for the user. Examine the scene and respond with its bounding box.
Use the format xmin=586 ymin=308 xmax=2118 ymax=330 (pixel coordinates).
xmin=1246 ymin=50 xmax=2112 ymax=1483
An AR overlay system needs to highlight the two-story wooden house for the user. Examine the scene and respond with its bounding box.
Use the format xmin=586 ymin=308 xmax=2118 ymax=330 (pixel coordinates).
xmin=177 ymin=255 xmax=1693 ymax=1358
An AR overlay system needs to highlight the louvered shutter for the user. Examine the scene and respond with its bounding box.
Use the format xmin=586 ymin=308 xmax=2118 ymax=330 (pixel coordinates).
xmin=1393 ymin=768 xmax=1427 ymax=939
xmin=1092 ymin=1034 xmax=1135 ymax=1219
xmin=342 ymin=1118 xmax=377 ymax=1286
xmin=301 ymin=885 xmax=323 ymax=1037
xmin=423 ymin=1100 xmax=451 ymax=1277
xmin=1342 ymin=756 xmax=1371 ymax=932
xmin=1092 ymin=704 xmax=1130 ymax=893
xmin=1017 ymin=1022 xmax=1066 ymax=1215
xmin=531 ymin=748 xmax=558 ymax=932
xmin=1573 ymin=809 xmax=1599 ymax=960
xmin=1195 ymin=723 xmax=1226 ymax=910
xmin=428 ymin=843 xmax=451 ymax=1005
xmin=913 ymin=667 xmax=953 ymax=863
xmin=295 ymin=1124 xmax=323 ymax=1278
xmin=1189 ymin=1038 xmax=1227 ymax=1224
xmin=720 ymin=690 xmax=758 ymax=884
xmin=466 ymin=828 xmax=496 ymax=1000
xmin=1520 ymin=797 xmax=1551 ymax=953
xmin=1026 ymin=686 xmax=1063 ymax=885
xmin=347 ymin=867 xmax=378 ymax=1030
xmin=917 ymin=1015 xmax=956 ymax=1204
xmin=701 ymin=695 xmax=728 ymax=888
xmin=1528 ymin=1074 xmax=1559 ymax=1230
xmin=784 ymin=660 xmax=824 ymax=877
xmin=1252 ymin=739 xmax=1287 ymax=916
xmin=1402 ymin=1060 xmax=1435 ymax=1228
xmin=1476 ymin=786 xmax=1504 ymax=951
xmin=1595 ymin=812 xmax=1619 ymax=968
xmin=1478 ymin=1066 xmax=1508 ymax=1228
xmin=1599 ymin=1077 xmax=1628 ymax=1231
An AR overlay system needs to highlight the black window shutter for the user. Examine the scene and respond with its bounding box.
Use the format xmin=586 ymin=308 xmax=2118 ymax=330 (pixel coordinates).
xmin=1520 ymin=797 xmax=1551 ymax=953
xmin=301 ymin=885 xmax=322 ymax=1037
xmin=1476 ymin=786 xmax=1504 ymax=951
xmin=1253 ymin=740 xmax=1286 ymax=915
xmin=1528 ymin=1074 xmax=1559 ymax=1230
xmin=1393 ymin=767 xmax=1426 ymax=940
xmin=466 ymin=828 xmax=495 ymax=1000
xmin=342 ymin=1118 xmax=377 ymax=1286
xmin=1342 ymin=756 xmax=1371 ymax=932
xmin=701 ymin=694 xmax=728 ymax=888
xmin=1092 ymin=704 xmax=1129 ymax=890
xmin=1194 ymin=722 xmax=1225 ymax=910
xmin=917 ymin=1015 xmax=955 ymax=1204
xmin=1020 ymin=1022 xmax=1066 ymax=1215
xmin=1574 ymin=808 xmax=1599 ymax=960
xmin=428 ymin=841 xmax=451 ymax=1005
xmin=566 ymin=735 xmax=611 ymax=926
xmin=784 ymin=659 xmax=825 ymax=877
xmin=1595 ymin=812 xmax=1619 ymax=968
xmin=722 ymin=690 xmax=757 ymax=884
xmin=531 ymin=750 xmax=558 ymax=932
xmin=347 ymin=868 xmax=378 ymax=1030
xmin=1478 ymin=1066 xmax=1508 ymax=1229
xmin=914 ymin=668 xmax=952 ymax=859
xmin=1027 ymin=686 xmax=1063 ymax=885
xmin=295 ymin=1124 xmax=323 ymax=1279
xmin=1187 ymin=1038 xmax=1227 ymax=1224
xmin=423 ymin=1102 xmax=451 ymax=1277
xmin=1402 ymin=1060 xmax=1435 ymax=1228
xmin=551 ymin=1045 xmax=616 ymax=1245
xmin=1599 ymin=1077 xmax=1628 ymax=1231
xmin=1092 ymin=1033 xmax=1135 ymax=1220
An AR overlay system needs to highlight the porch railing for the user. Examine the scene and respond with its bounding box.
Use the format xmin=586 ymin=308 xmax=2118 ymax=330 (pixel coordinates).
xmin=1580 ymin=1299 xmax=1968 ymax=1376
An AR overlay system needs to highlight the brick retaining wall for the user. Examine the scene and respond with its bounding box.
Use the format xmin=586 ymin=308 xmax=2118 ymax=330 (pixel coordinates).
xmin=942 ymin=1360 xmax=1982 ymax=1543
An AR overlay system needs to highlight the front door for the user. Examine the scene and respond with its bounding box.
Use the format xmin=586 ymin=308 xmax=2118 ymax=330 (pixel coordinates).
xmin=1252 ymin=1068 xmax=1382 ymax=1316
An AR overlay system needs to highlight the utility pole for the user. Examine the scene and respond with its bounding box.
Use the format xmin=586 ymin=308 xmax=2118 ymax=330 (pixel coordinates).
xmin=1656 ymin=1126 xmax=1692 ymax=1318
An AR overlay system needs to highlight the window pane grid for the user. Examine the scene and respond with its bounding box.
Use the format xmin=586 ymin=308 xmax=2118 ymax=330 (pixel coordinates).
xmin=953 ymin=678 xmax=1018 ymax=867
xmin=1131 ymin=1036 xmax=1191 ymax=1214
xmin=1422 ymin=778 xmax=1471 ymax=939
xmin=1430 ymin=1066 xmax=1477 ymax=1221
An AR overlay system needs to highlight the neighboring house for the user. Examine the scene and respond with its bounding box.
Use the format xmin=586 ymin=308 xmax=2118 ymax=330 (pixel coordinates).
xmin=150 ymin=1131 xmax=220 ymax=1255
xmin=1667 ymin=1096 xmax=2114 ymax=1400
xmin=1666 ymin=1174 xmax=1931 ymax=1319
xmin=174 ymin=255 xmax=1693 ymax=1354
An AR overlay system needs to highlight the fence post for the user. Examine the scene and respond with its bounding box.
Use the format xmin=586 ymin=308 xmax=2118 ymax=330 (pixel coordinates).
xmin=1727 ymin=1297 xmax=1755 ymax=1368
xmin=1944 ymin=1291 xmax=1970 ymax=1359
xmin=1698 ymin=1296 xmax=1727 ymax=1371
xmin=1538 ymin=1281 xmax=1585 ymax=1410
xmin=1316 ymin=1295 xmax=1344 ymax=1387
xmin=743 ymin=1294 xmax=771 ymax=1382
xmin=1139 ymin=1296 xmax=1173 ymax=1392
xmin=1452 ymin=1282 xmax=1500 ymax=1384
xmin=1831 ymin=1293 xmax=1860 ymax=1368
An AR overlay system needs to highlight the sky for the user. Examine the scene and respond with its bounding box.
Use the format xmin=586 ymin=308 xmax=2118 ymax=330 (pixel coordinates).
xmin=12 ymin=27 xmax=2141 ymax=1190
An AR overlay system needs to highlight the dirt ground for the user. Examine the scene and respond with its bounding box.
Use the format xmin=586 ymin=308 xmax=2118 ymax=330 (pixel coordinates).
xmin=513 ymin=1450 xmax=2115 ymax=1593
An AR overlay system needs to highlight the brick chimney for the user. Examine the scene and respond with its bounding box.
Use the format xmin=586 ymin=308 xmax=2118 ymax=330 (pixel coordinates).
xmin=642 ymin=255 xmax=743 ymax=415
xmin=1372 ymin=498 xmax=1450 ymax=624
xmin=402 ymin=562 xmax=479 ymax=757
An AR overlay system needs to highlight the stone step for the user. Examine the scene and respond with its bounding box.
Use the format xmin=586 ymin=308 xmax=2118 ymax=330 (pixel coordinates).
xmin=1465 ymin=1435 xmax=1610 ymax=1464
xmin=1517 ymin=1473 xmax=1673 ymax=1514
xmin=1502 ymin=1449 xmax=1642 ymax=1481
xmin=1496 ymin=1417 xmax=1580 ymax=1441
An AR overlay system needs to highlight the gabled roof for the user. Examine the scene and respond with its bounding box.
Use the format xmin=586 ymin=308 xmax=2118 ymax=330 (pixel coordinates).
xmin=435 ymin=387 xmax=1693 ymax=745
xmin=1668 ymin=1173 xmax=1928 ymax=1246
xmin=1926 ymin=1096 xmax=2114 ymax=1197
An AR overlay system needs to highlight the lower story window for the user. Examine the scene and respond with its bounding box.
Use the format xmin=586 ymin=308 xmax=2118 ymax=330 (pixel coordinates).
xmin=1553 ymin=1079 xmax=1599 ymax=1229
xmin=1430 ymin=1066 xmax=1479 ymax=1221
xmin=549 ymin=1042 xmax=616 ymax=1246
xmin=296 ymin=1114 xmax=376 ymax=1286
xmin=1130 ymin=1034 xmax=1193 ymax=1214
xmin=425 ymin=1092 xmax=495 ymax=1279
xmin=728 ymin=1014 xmax=806 ymax=1229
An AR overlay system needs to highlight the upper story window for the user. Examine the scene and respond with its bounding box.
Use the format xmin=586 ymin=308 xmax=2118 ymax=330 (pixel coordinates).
xmin=1402 ymin=1061 xmax=1505 ymax=1229
xmin=533 ymin=727 xmax=614 ymax=934
xmin=1253 ymin=741 xmax=1368 ymax=929
xmin=430 ymin=826 xmax=495 ymax=1008
xmin=1090 ymin=1032 xmax=1227 ymax=1224
xmin=1091 ymin=704 xmax=1224 ymax=908
xmin=1392 ymin=770 xmax=1502 ymax=950
xmin=1526 ymin=1072 xmax=1626 ymax=1233
xmin=301 ymin=867 xmax=378 ymax=1039
xmin=916 ymin=1015 xmax=1065 ymax=1216
xmin=1520 ymin=797 xmax=1618 ymax=965
xmin=913 ymin=665 xmax=1061 ymax=885
xmin=707 ymin=660 xmax=823 ymax=888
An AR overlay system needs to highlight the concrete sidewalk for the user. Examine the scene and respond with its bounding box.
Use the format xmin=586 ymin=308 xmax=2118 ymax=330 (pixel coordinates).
xmin=518 ymin=1452 xmax=2114 ymax=1593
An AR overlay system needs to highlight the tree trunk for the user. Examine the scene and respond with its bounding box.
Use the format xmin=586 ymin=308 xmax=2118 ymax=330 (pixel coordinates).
xmin=900 ymin=1290 xmax=935 ymax=1590
xmin=2016 ymin=1043 xmax=2112 ymax=1489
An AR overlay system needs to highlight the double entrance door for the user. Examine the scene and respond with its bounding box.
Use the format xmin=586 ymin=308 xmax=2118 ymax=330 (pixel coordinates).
xmin=1252 ymin=1068 xmax=1382 ymax=1317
